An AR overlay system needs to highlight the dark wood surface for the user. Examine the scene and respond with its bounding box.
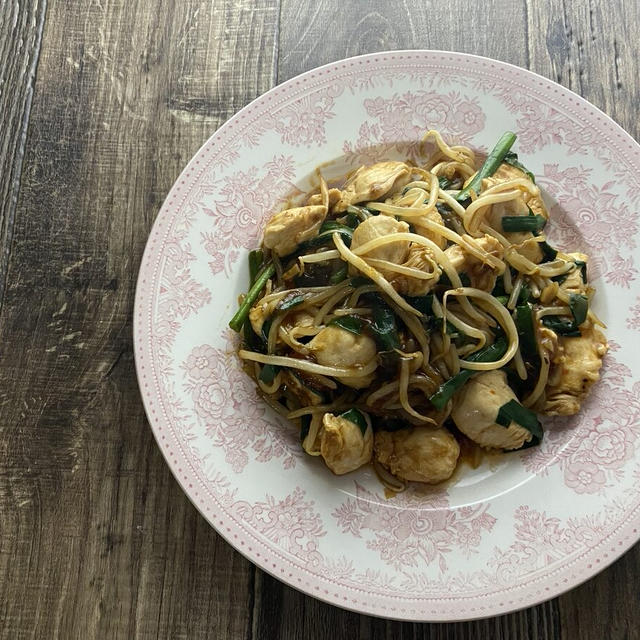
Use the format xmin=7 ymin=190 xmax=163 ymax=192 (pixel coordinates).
xmin=1 ymin=1 xmax=638 ymax=638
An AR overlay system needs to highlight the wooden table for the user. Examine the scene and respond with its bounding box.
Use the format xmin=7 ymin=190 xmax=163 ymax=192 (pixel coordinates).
xmin=1 ymin=1 xmax=639 ymax=637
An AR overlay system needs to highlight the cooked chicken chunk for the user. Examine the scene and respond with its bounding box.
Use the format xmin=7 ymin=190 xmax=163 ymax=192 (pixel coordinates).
xmin=413 ymin=208 xmax=448 ymax=250
xmin=541 ymin=325 xmax=607 ymax=415
xmin=249 ymin=297 xmax=281 ymax=336
xmin=516 ymin=237 xmax=545 ymax=264
xmin=537 ymin=324 xmax=561 ymax=359
xmin=451 ymin=370 xmax=532 ymax=450
xmin=307 ymin=188 xmax=342 ymax=208
xmin=391 ymin=244 xmax=441 ymax=296
xmin=443 ymin=234 xmax=504 ymax=290
xmin=308 ymin=325 xmax=376 ymax=368
xmin=489 ymin=162 xmax=548 ymax=220
xmin=308 ymin=325 xmax=377 ymax=388
xmin=319 ymin=411 xmax=373 ymax=475
xmin=350 ymin=214 xmax=410 ymax=263
xmin=263 ymin=204 xmax=327 ymax=256
xmin=484 ymin=164 xmax=549 ymax=264
xmin=350 ymin=215 xmax=410 ymax=284
xmin=374 ymin=426 xmax=460 ymax=484
xmin=334 ymin=162 xmax=412 ymax=212
xmin=558 ymin=252 xmax=589 ymax=296
xmin=282 ymin=310 xmax=315 ymax=330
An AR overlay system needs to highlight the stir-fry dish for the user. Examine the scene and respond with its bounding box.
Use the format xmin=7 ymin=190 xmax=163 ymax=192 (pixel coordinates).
xmin=229 ymin=130 xmax=607 ymax=490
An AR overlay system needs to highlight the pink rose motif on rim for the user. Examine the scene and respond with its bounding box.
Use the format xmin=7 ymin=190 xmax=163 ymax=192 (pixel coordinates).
xmin=232 ymin=487 xmax=326 ymax=567
xmin=275 ymin=94 xmax=337 ymax=146
xmin=343 ymin=90 xmax=485 ymax=166
xmin=515 ymin=105 xmax=564 ymax=153
xmin=513 ymin=103 xmax=607 ymax=156
xmin=185 ymin=345 xmax=219 ymax=380
xmin=389 ymin=509 xmax=444 ymax=540
xmin=235 ymin=190 xmax=263 ymax=229
xmin=412 ymin=94 xmax=450 ymax=128
xmin=488 ymin=504 xmax=611 ymax=585
xmin=452 ymin=100 xmax=484 ymax=131
xmin=564 ymin=451 xmax=608 ymax=494
xmin=197 ymin=155 xmax=303 ymax=276
xmin=495 ymin=85 xmax=529 ymax=113
xmin=522 ymin=361 xmax=640 ymax=495
xmin=182 ymin=344 xmax=299 ymax=472
xmin=539 ymin=164 xmax=638 ymax=287
xmin=193 ymin=379 xmax=229 ymax=422
xmin=560 ymin=187 xmax=634 ymax=250
xmin=365 ymin=91 xmax=485 ymax=142
xmin=550 ymin=186 xmax=635 ymax=252
xmin=604 ymin=255 xmax=637 ymax=289
xmin=333 ymin=483 xmax=495 ymax=572
xmin=582 ymin=419 xmax=635 ymax=471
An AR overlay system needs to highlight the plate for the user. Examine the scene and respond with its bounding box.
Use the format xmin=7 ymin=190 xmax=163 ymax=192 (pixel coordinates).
xmin=134 ymin=51 xmax=640 ymax=621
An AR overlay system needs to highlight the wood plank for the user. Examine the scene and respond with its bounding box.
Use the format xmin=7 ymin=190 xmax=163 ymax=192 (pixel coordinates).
xmin=277 ymin=0 xmax=528 ymax=83
xmin=0 ymin=0 xmax=279 ymax=638
xmin=0 ymin=0 xmax=47 ymax=303
xmin=527 ymin=0 xmax=640 ymax=140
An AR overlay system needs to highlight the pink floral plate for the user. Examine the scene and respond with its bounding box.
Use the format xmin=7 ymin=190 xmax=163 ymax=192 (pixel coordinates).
xmin=134 ymin=51 xmax=640 ymax=621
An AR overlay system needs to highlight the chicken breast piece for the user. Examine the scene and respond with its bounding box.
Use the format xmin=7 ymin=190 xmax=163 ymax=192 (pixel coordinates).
xmin=443 ymin=234 xmax=504 ymax=291
xmin=349 ymin=214 xmax=410 ymax=283
xmin=334 ymin=162 xmax=412 ymax=212
xmin=489 ymin=162 xmax=548 ymax=219
xmin=413 ymin=207 xmax=448 ymax=250
xmin=307 ymin=325 xmax=377 ymax=388
xmin=558 ymin=252 xmax=589 ymax=296
xmin=350 ymin=214 xmax=410 ymax=264
xmin=308 ymin=325 xmax=376 ymax=368
xmin=263 ymin=204 xmax=327 ymax=256
xmin=319 ymin=412 xmax=373 ymax=475
xmin=306 ymin=188 xmax=342 ymax=208
xmin=391 ymin=244 xmax=441 ymax=296
xmin=484 ymin=164 xmax=548 ymax=264
xmin=374 ymin=426 xmax=460 ymax=484
xmin=451 ymin=370 xmax=532 ymax=450
xmin=541 ymin=325 xmax=608 ymax=415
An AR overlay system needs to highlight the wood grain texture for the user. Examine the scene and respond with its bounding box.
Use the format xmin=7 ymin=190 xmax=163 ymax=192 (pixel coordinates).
xmin=277 ymin=0 xmax=529 ymax=83
xmin=527 ymin=0 xmax=640 ymax=141
xmin=0 ymin=0 xmax=278 ymax=638
xmin=1 ymin=0 xmax=639 ymax=638
xmin=0 ymin=0 xmax=47 ymax=303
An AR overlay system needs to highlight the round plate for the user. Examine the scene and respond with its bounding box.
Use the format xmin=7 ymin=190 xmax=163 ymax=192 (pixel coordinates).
xmin=134 ymin=51 xmax=640 ymax=621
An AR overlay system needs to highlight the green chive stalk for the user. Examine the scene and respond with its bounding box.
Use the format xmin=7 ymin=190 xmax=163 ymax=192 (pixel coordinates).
xmin=456 ymin=131 xmax=517 ymax=202
xmin=229 ymin=263 xmax=276 ymax=332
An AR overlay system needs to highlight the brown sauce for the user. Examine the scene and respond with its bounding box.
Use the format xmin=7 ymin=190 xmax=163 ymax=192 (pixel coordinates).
xmin=456 ymin=433 xmax=485 ymax=470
